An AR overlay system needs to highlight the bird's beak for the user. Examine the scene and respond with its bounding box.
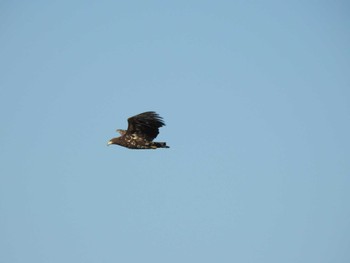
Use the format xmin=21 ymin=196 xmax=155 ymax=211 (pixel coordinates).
xmin=107 ymin=141 xmax=112 ymax=146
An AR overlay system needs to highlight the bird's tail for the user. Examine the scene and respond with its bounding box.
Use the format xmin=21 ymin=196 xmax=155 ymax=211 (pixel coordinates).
xmin=154 ymin=142 xmax=170 ymax=148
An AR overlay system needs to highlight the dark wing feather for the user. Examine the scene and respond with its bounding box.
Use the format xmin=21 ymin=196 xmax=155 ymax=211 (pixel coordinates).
xmin=126 ymin=111 xmax=165 ymax=140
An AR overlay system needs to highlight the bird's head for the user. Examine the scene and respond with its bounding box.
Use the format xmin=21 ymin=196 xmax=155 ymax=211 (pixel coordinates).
xmin=107 ymin=138 xmax=116 ymax=146
xmin=107 ymin=137 xmax=122 ymax=146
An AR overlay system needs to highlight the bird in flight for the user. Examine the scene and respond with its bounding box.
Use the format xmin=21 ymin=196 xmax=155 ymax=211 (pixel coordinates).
xmin=107 ymin=111 xmax=169 ymax=149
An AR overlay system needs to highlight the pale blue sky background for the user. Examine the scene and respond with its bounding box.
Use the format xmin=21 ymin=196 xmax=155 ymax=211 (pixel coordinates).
xmin=1 ymin=1 xmax=349 ymax=262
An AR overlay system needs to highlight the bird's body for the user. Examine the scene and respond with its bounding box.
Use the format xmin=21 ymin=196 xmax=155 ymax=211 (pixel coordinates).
xmin=108 ymin=111 xmax=169 ymax=150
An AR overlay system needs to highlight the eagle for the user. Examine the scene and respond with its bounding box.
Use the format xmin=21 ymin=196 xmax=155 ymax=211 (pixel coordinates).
xmin=107 ymin=111 xmax=169 ymax=149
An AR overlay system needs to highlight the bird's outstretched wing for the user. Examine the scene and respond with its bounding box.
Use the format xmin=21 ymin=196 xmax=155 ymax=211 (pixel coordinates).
xmin=126 ymin=111 xmax=166 ymax=141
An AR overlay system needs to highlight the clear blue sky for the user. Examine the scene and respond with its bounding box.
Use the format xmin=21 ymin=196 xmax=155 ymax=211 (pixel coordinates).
xmin=1 ymin=1 xmax=349 ymax=262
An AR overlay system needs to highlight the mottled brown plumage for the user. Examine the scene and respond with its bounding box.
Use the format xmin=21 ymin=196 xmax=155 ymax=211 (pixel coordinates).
xmin=107 ymin=111 xmax=169 ymax=149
